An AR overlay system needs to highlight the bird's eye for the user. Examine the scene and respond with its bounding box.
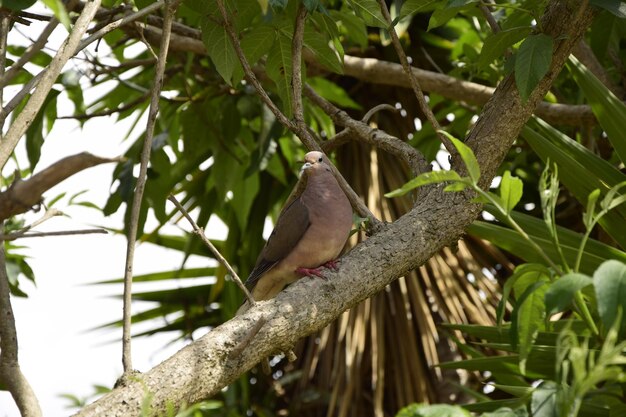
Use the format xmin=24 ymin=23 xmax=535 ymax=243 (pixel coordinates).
xmin=318 ymin=156 xmax=323 ymax=162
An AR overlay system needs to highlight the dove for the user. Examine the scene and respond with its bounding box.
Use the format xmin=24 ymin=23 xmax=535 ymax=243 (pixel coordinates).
xmin=238 ymin=151 xmax=353 ymax=314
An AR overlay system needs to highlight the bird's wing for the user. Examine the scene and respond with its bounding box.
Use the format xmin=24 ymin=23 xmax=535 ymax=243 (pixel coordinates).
xmin=245 ymin=196 xmax=311 ymax=291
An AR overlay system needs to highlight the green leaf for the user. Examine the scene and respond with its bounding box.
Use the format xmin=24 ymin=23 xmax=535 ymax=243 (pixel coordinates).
xmin=497 ymin=263 xmax=550 ymax=326
xmin=25 ymin=90 xmax=60 ymax=169
xmin=530 ymin=382 xmax=557 ymax=417
xmin=400 ymin=0 xmax=442 ymax=18
xmin=385 ymin=170 xmax=464 ymax=198
xmin=240 ymin=24 xmax=276 ymax=65
xmin=42 ymin=0 xmax=71 ymax=30
xmin=522 ymin=118 xmax=626 ymax=249
xmin=544 ymin=273 xmax=593 ymax=316
xmin=584 ymin=189 xmax=601 ymax=230
xmin=347 ymin=0 xmax=388 ymax=28
xmin=307 ymin=77 xmax=361 ymax=110
xmin=330 ymin=9 xmax=368 ymax=49
xmin=442 ymin=131 xmax=480 ymax=183
xmin=593 ymin=260 xmax=626 ymax=337
xmin=512 ymin=272 xmax=549 ymax=373
xmin=568 ymin=56 xmax=626 ymax=165
xmin=266 ymin=32 xmax=293 ymax=116
xmin=515 ymin=34 xmax=553 ymax=102
xmin=395 ymin=403 xmax=471 ymax=417
xmin=201 ymin=20 xmax=238 ymax=85
xmin=0 ymin=0 xmax=37 ymax=11
xmin=499 ymin=170 xmax=523 ymax=215
xmin=478 ymin=27 xmax=532 ymax=69
xmin=304 ymin=27 xmax=344 ymax=74
xmin=230 ymin=172 xmax=260 ymax=231
xmin=302 ymin=0 xmax=320 ymax=12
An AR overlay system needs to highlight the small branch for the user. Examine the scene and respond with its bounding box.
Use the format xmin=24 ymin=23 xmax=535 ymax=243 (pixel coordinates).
xmin=58 ymin=92 xmax=150 ymax=120
xmin=0 ymin=153 xmax=122 ymax=222
xmin=168 ymin=195 xmax=255 ymax=306
xmin=0 ymin=11 xmax=9 ymax=137
xmin=291 ymin=4 xmax=307 ymax=123
xmin=0 ymin=0 xmax=102 ymax=171
xmin=305 ymin=86 xmax=428 ymax=178
xmin=0 ymin=228 xmax=107 ymax=241
xmin=0 ymin=226 xmax=42 ymax=417
xmin=120 ymin=0 xmax=179 ymax=375
xmin=362 ymin=103 xmax=399 ymax=123
xmin=216 ymin=0 xmax=380 ymax=229
xmin=377 ymin=0 xmax=459 ymax=164
xmin=5 ymin=208 xmax=63 ymax=239
xmin=479 ymin=1 xmax=501 ymax=33
xmin=0 ymin=17 xmax=59 ymax=89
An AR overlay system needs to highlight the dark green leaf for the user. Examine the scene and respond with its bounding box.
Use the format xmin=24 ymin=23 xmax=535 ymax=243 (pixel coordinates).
xmin=347 ymin=0 xmax=388 ymax=28
xmin=201 ymin=20 xmax=238 ymax=85
xmin=330 ymin=9 xmax=368 ymax=48
xmin=400 ymin=0 xmax=442 ymax=18
xmin=478 ymin=27 xmax=532 ymax=69
xmin=266 ymin=31 xmax=293 ymax=116
xmin=590 ymin=0 xmax=626 ymax=18
xmin=241 ymin=24 xmax=276 ymax=65
xmin=515 ymin=34 xmax=553 ymax=102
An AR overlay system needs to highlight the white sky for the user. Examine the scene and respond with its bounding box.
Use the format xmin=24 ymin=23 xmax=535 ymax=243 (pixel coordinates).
xmin=0 ymin=15 xmax=224 ymax=415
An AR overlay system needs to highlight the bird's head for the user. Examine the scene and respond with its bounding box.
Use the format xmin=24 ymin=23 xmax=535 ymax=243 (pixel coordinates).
xmin=300 ymin=151 xmax=330 ymax=176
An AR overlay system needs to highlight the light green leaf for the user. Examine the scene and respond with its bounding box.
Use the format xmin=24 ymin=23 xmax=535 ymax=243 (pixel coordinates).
xmin=593 ymin=260 xmax=626 ymax=337
xmin=478 ymin=27 xmax=532 ymax=69
xmin=583 ymin=189 xmax=601 ymax=230
xmin=42 ymin=0 xmax=71 ymax=30
xmin=201 ymin=20 xmax=238 ymax=85
xmin=515 ymin=34 xmax=553 ymax=102
xmin=395 ymin=403 xmax=471 ymax=417
xmin=530 ymin=383 xmax=557 ymax=417
xmin=568 ymin=56 xmax=626 ymax=165
xmin=544 ymin=273 xmax=593 ymax=316
xmin=499 ymin=170 xmax=523 ymax=214
xmin=497 ymin=263 xmax=550 ymax=326
xmin=307 ymin=77 xmax=361 ymax=109
xmin=231 ymin=173 xmax=260 ymax=231
xmin=385 ymin=170 xmax=464 ymax=198
xmin=347 ymin=0 xmax=388 ymax=28
xmin=440 ymin=131 xmax=480 ymax=183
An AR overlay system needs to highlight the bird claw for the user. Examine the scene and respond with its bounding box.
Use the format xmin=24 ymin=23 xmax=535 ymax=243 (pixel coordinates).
xmin=296 ymin=259 xmax=340 ymax=280
xmin=296 ymin=267 xmax=327 ymax=280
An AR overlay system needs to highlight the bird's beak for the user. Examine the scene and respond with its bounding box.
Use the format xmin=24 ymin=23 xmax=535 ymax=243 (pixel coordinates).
xmin=299 ymin=161 xmax=312 ymax=177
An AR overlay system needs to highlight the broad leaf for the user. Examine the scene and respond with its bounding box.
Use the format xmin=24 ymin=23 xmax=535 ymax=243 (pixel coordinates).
xmin=385 ymin=171 xmax=464 ymax=197
xmin=544 ymin=273 xmax=593 ymax=316
xmin=499 ymin=170 xmax=523 ymax=215
xmin=347 ymin=0 xmax=388 ymax=28
xmin=202 ymin=20 xmax=238 ymax=85
xmin=515 ymin=34 xmax=553 ymax=102
xmin=593 ymin=260 xmax=626 ymax=337
xmin=478 ymin=26 xmax=532 ymax=69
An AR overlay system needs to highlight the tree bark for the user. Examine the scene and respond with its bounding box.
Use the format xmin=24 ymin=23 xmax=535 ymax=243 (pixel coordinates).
xmin=74 ymin=2 xmax=595 ymax=415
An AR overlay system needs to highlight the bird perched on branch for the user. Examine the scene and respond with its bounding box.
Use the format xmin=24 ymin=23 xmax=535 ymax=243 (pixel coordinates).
xmin=238 ymin=151 xmax=353 ymax=314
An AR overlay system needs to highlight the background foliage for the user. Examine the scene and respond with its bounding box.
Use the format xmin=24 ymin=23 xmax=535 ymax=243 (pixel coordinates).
xmin=2 ymin=0 xmax=626 ymax=416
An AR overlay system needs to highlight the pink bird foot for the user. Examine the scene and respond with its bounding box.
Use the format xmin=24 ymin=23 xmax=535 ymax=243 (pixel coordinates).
xmin=296 ymin=266 xmax=327 ymax=280
xmin=322 ymin=259 xmax=340 ymax=271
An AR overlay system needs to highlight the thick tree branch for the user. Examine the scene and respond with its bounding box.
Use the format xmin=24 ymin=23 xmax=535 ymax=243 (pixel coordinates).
xmin=73 ymin=2 xmax=594 ymax=416
xmin=0 ymin=0 xmax=102 ymax=171
xmin=0 ymin=233 xmax=42 ymax=417
xmin=120 ymin=0 xmax=179 ymax=375
xmin=0 ymin=153 xmax=121 ymax=222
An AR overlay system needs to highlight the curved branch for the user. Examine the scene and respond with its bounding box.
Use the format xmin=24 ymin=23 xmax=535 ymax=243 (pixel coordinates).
xmin=0 ymin=152 xmax=121 ymax=222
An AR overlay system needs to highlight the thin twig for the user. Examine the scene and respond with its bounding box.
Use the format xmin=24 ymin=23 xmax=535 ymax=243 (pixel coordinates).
xmin=229 ymin=316 xmax=266 ymax=358
xmin=168 ymin=195 xmax=256 ymax=306
xmin=0 ymin=0 xmax=102 ymax=171
xmin=5 ymin=208 xmax=63 ymax=239
xmin=305 ymin=85 xmax=428 ymax=178
xmin=291 ymin=3 xmax=307 ymax=123
xmin=0 ymin=12 xmax=9 ymax=138
xmin=0 ymin=17 xmax=59 ymax=89
xmin=0 ymin=0 xmax=167 ymax=127
xmin=0 ymin=224 xmax=42 ymax=417
xmin=120 ymin=0 xmax=179 ymax=374
xmin=376 ymin=0 xmax=459 ymax=164
xmin=216 ymin=0 xmax=381 ymax=229
xmin=58 ymin=92 xmax=150 ymax=120
xmin=479 ymin=1 xmax=501 ymax=33
xmin=362 ymin=104 xmax=399 ymax=123
xmin=0 ymin=228 xmax=107 ymax=241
